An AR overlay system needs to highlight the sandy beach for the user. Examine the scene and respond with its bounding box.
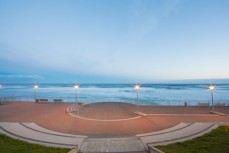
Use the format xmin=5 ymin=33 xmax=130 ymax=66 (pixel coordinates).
xmin=0 ymin=102 xmax=229 ymax=137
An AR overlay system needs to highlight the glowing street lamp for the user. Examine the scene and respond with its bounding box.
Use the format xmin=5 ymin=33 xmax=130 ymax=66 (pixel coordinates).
xmin=34 ymin=84 xmax=39 ymax=101
xmin=209 ymin=85 xmax=215 ymax=112
xmin=74 ymin=84 xmax=79 ymax=103
xmin=134 ymin=84 xmax=140 ymax=113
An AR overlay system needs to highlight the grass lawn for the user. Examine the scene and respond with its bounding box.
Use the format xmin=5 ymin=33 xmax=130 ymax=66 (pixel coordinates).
xmin=156 ymin=126 xmax=229 ymax=153
xmin=0 ymin=134 xmax=71 ymax=153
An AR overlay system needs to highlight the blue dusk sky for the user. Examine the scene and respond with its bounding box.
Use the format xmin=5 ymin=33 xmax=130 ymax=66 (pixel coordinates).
xmin=0 ymin=0 xmax=229 ymax=83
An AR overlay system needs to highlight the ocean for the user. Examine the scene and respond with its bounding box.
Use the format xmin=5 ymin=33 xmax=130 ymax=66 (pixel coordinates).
xmin=0 ymin=84 xmax=228 ymax=106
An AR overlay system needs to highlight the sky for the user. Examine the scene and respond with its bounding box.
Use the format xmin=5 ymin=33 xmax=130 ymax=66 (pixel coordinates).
xmin=0 ymin=0 xmax=229 ymax=83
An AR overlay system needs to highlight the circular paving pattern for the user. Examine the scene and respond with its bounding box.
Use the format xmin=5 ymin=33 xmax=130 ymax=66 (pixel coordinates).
xmin=69 ymin=102 xmax=140 ymax=121
xmin=1 ymin=102 xmax=229 ymax=137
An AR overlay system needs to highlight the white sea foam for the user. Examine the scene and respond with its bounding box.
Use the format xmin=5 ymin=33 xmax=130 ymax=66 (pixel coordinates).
xmin=0 ymin=84 xmax=228 ymax=105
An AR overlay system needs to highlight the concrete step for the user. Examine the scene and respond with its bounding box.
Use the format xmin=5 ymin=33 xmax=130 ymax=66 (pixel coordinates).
xmin=21 ymin=122 xmax=86 ymax=138
xmin=0 ymin=122 xmax=86 ymax=148
xmin=141 ymin=122 xmax=218 ymax=147
xmin=137 ymin=123 xmax=190 ymax=137
xmin=67 ymin=104 xmax=80 ymax=113
xmin=79 ymin=137 xmax=147 ymax=153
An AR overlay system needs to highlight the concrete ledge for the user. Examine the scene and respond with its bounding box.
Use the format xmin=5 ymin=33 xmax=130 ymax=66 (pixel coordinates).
xmin=66 ymin=104 xmax=80 ymax=113
xmin=142 ymin=122 xmax=218 ymax=147
xmin=209 ymin=111 xmax=227 ymax=116
xmin=68 ymin=148 xmax=78 ymax=153
xmin=134 ymin=112 xmax=147 ymax=117
xmin=0 ymin=122 xmax=85 ymax=148
xmin=137 ymin=123 xmax=190 ymax=137
xmin=149 ymin=146 xmax=165 ymax=153
xmin=21 ymin=123 xmax=87 ymax=138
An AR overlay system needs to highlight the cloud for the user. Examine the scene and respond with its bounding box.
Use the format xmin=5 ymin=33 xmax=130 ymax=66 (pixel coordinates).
xmin=0 ymin=0 xmax=188 ymax=82
xmin=127 ymin=0 xmax=183 ymax=44
xmin=0 ymin=74 xmax=43 ymax=79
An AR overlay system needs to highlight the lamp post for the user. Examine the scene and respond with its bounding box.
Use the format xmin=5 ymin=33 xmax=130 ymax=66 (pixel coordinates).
xmin=34 ymin=84 xmax=39 ymax=102
xmin=74 ymin=84 xmax=79 ymax=103
xmin=134 ymin=84 xmax=140 ymax=113
xmin=0 ymin=84 xmax=2 ymax=101
xmin=209 ymin=85 xmax=215 ymax=112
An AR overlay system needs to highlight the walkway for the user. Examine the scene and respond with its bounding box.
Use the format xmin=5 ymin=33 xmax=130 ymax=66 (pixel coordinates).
xmin=0 ymin=102 xmax=229 ymax=152
xmin=0 ymin=121 xmax=228 ymax=152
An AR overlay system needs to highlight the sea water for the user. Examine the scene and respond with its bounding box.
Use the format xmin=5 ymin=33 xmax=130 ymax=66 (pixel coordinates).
xmin=0 ymin=84 xmax=228 ymax=105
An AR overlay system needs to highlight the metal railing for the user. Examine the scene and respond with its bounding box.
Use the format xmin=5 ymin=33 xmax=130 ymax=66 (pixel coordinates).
xmin=0 ymin=96 xmax=229 ymax=106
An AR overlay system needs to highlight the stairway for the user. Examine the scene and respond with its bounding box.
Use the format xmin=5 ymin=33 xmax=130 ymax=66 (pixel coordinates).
xmin=138 ymin=122 xmax=219 ymax=151
xmin=0 ymin=122 xmax=224 ymax=153
xmin=0 ymin=122 xmax=86 ymax=149
xmin=79 ymin=137 xmax=147 ymax=153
